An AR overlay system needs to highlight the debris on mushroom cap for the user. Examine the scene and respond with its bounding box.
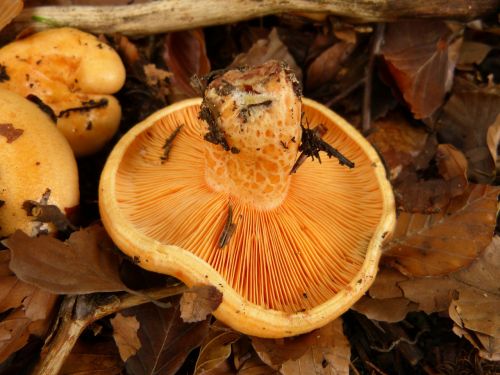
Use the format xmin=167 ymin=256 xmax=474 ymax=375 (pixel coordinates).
xmin=0 ymin=88 xmax=79 ymax=237
xmin=0 ymin=27 xmax=125 ymax=156
xmin=99 ymin=61 xmax=395 ymax=337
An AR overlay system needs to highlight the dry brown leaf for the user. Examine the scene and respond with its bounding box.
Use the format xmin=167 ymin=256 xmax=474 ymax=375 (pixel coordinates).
xmin=163 ymin=29 xmax=211 ymax=99
xmin=436 ymin=144 xmax=469 ymax=196
xmin=436 ymin=88 xmax=500 ymax=183
xmin=180 ymin=285 xmax=223 ymax=323
xmin=61 ymin=339 xmax=124 ymax=375
xmin=367 ymin=113 xmax=434 ymax=180
xmin=381 ymin=20 xmax=461 ymax=119
xmin=398 ymin=277 xmax=460 ymax=314
xmin=367 ymin=267 xmax=407 ymax=299
xmin=352 ymin=296 xmax=418 ymax=322
xmin=110 ymin=313 xmax=141 ymax=362
xmin=124 ymin=297 xmax=210 ymax=375
xmin=487 ymin=114 xmax=500 ymax=175
xmin=306 ymin=42 xmax=355 ymax=91
xmin=0 ymin=0 xmax=23 ymax=32
xmin=280 ymin=319 xmax=350 ymax=375
xmin=384 ymin=184 xmax=499 ymax=277
xmin=0 ymin=252 xmax=37 ymax=313
xmin=194 ymin=323 xmax=241 ymax=375
xmin=4 ymin=224 xmax=127 ymax=294
xmin=457 ymin=41 xmax=492 ymax=70
xmin=238 ymin=356 xmax=277 ymax=375
xmin=231 ymin=28 xmax=302 ymax=82
xmin=449 ymin=288 xmax=500 ymax=361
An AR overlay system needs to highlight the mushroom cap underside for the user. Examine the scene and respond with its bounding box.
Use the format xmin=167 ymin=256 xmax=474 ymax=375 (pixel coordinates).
xmin=99 ymin=98 xmax=395 ymax=338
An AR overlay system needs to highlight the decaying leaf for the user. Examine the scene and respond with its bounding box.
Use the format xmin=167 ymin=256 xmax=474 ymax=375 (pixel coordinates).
xmin=124 ymin=297 xmax=210 ymax=375
xmin=110 ymin=313 xmax=141 ymax=362
xmin=194 ymin=322 xmax=241 ymax=375
xmin=384 ymin=184 xmax=499 ymax=276
xmin=435 ymin=144 xmax=469 ymax=195
xmin=306 ymin=41 xmax=355 ymax=91
xmin=486 ymin=114 xmax=500 ymax=176
xmin=436 ymin=88 xmax=500 ymax=183
xmin=381 ymin=20 xmax=462 ymax=119
xmin=180 ymin=285 xmax=223 ymax=323
xmin=163 ymin=29 xmax=211 ymax=98
xmin=457 ymin=41 xmax=492 ymax=71
xmin=252 ymin=320 xmax=350 ymax=375
xmin=61 ymin=339 xmax=124 ymax=375
xmin=4 ymin=224 xmax=127 ymax=294
xmin=231 ymin=28 xmax=302 ymax=82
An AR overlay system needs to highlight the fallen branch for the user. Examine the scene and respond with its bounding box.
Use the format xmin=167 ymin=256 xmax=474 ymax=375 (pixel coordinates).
xmin=8 ymin=0 xmax=499 ymax=36
xmin=32 ymin=284 xmax=188 ymax=375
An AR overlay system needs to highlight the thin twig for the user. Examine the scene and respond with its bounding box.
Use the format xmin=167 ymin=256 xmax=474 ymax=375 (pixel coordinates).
xmin=325 ymin=77 xmax=366 ymax=108
xmin=32 ymin=284 xmax=188 ymax=375
xmin=370 ymin=329 xmax=430 ymax=353
xmin=362 ymin=23 xmax=385 ymax=134
xmin=365 ymin=360 xmax=389 ymax=375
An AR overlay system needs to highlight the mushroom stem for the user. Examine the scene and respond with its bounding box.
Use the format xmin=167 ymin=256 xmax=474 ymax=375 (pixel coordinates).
xmin=201 ymin=61 xmax=302 ymax=210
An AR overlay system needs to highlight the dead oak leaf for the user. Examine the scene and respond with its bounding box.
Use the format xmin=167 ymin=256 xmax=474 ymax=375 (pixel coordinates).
xmin=384 ymin=184 xmax=500 ymax=277
xmin=180 ymin=285 xmax=223 ymax=323
xmin=4 ymin=224 xmax=127 ymax=294
xmin=381 ymin=20 xmax=462 ymax=119
xmin=61 ymin=339 xmax=124 ymax=375
xmin=123 ymin=297 xmax=210 ymax=375
xmin=110 ymin=313 xmax=141 ymax=362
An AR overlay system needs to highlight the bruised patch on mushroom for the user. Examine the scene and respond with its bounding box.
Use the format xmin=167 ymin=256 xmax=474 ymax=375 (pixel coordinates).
xmin=0 ymin=123 xmax=23 ymax=143
xmin=0 ymin=64 xmax=8 ymax=82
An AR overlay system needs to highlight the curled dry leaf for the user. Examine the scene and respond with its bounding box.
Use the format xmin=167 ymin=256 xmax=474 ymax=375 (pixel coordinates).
xmin=252 ymin=319 xmax=350 ymax=375
xmin=435 ymin=144 xmax=469 ymax=195
xmin=180 ymin=285 xmax=223 ymax=323
xmin=231 ymin=28 xmax=302 ymax=82
xmin=194 ymin=322 xmax=241 ymax=375
xmin=110 ymin=313 xmax=141 ymax=362
xmin=4 ymin=224 xmax=127 ymax=294
xmin=457 ymin=41 xmax=492 ymax=71
xmin=381 ymin=20 xmax=462 ymax=119
xmin=60 ymin=339 xmax=124 ymax=375
xmin=163 ymin=29 xmax=211 ymax=99
xmin=436 ymin=88 xmax=500 ymax=183
xmin=124 ymin=297 xmax=210 ymax=375
xmin=306 ymin=41 xmax=355 ymax=91
xmin=384 ymin=184 xmax=500 ymax=277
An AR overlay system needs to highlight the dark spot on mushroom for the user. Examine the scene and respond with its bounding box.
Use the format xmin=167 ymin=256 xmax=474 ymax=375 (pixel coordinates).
xmin=26 ymin=94 xmax=58 ymax=123
xmin=58 ymin=98 xmax=108 ymax=118
xmin=36 ymin=59 xmax=42 ymax=65
xmin=302 ymin=292 xmax=308 ymax=298
xmin=86 ymin=121 xmax=93 ymax=131
xmin=230 ymin=147 xmax=240 ymax=154
xmin=0 ymin=200 xmax=5 ymax=208
xmin=97 ymin=43 xmax=104 ymax=49
xmin=36 ymin=162 xmax=40 ymax=166
xmin=0 ymin=64 xmax=9 ymax=82
xmin=321 ymin=358 xmax=329 ymax=368
xmin=382 ymin=231 xmax=389 ymax=238
xmin=132 ymin=256 xmax=140 ymax=264
xmin=218 ymin=204 xmax=237 ymax=248
xmin=200 ymin=99 xmax=231 ymax=152
xmin=0 ymin=123 xmax=24 ymax=143
xmin=280 ymin=140 xmax=289 ymax=150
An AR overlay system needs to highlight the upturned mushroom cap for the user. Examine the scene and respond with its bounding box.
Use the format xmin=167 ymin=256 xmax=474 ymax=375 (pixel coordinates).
xmin=0 ymin=88 xmax=79 ymax=237
xmin=0 ymin=27 xmax=125 ymax=156
xmin=99 ymin=62 xmax=395 ymax=337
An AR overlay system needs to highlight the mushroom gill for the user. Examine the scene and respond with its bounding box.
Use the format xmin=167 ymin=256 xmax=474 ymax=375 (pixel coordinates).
xmin=113 ymin=62 xmax=385 ymax=313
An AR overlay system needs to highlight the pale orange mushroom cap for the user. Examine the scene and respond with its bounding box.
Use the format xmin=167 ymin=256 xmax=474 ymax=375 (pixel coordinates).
xmin=99 ymin=61 xmax=395 ymax=337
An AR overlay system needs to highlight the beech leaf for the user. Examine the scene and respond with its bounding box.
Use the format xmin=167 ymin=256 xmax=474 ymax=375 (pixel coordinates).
xmin=352 ymin=296 xmax=418 ymax=323
xmin=194 ymin=323 xmax=241 ymax=375
xmin=384 ymin=184 xmax=500 ymax=276
xmin=436 ymin=88 xmax=500 ymax=183
xmin=4 ymin=224 xmax=127 ymax=294
xmin=381 ymin=20 xmax=461 ymax=119
xmin=180 ymin=285 xmax=223 ymax=323
xmin=110 ymin=313 xmax=141 ymax=362
xmin=124 ymin=297 xmax=210 ymax=375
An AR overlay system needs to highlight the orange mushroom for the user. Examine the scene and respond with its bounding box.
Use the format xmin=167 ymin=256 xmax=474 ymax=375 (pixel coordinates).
xmin=99 ymin=61 xmax=395 ymax=338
